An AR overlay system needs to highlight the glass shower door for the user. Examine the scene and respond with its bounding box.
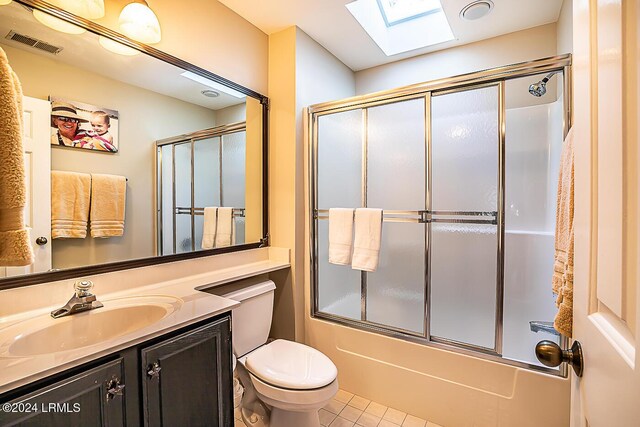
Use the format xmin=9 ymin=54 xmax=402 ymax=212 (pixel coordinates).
xmin=367 ymin=99 xmax=426 ymax=334
xmin=429 ymin=84 xmax=502 ymax=352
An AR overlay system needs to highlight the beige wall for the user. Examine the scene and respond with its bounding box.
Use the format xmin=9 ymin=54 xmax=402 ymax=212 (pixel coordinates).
xmin=215 ymin=103 xmax=246 ymax=126
xmin=268 ymin=27 xmax=356 ymax=342
xmin=557 ymin=0 xmax=574 ymax=55
xmin=94 ymin=0 xmax=268 ymax=94
xmin=355 ymin=24 xmax=558 ymax=95
xmin=268 ymin=27 xmax=298 ymax=341
xmin=4 ymin=43 xmax=218 ymax=270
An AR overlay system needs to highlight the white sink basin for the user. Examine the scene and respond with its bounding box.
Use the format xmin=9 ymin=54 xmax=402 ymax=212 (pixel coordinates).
xmin=0 ymin=295 xmax=182 ymax=357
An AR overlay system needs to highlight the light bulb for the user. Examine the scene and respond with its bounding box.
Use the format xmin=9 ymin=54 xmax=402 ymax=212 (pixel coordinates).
xmin=98 ymin=36 xmax=140 ymax=56
xmin=119 ymin=2 xmax=162 ymax=44
xmin=0 ymin=0 xmax=13 ymax=6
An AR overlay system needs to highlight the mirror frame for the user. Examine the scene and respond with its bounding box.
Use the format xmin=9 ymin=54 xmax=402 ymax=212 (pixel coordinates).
xmin=0 ymin=0 xmax=269 ymax=290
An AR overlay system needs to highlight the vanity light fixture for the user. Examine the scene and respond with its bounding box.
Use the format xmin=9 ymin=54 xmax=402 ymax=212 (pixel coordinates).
xmin=33 ymin=0 xmax=105 ymax=35
xmin=180 ymin=71 xmax=246 ymax=99
xmin=98 ymin=36 xmax=140 ymax=56
xmin=119 ymin=0 xmax=162 ymax=44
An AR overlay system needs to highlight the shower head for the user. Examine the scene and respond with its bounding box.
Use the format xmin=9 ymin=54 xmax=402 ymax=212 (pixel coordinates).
xmin=528 ymin=71 xmax=560 ymax=97
xmin=528 ymin=81 xmax=547 ymax=97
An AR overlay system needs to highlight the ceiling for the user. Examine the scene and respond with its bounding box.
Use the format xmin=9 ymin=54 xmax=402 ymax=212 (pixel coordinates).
xmin=219 ymin=0 xmax=564 ymax=71
xmin=0 ymin=2 xmax=245 ymax=110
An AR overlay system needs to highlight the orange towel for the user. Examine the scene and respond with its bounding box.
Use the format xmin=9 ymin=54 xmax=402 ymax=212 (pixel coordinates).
xmin=90 ymin=174 xmax=127 ymax=238
xmin=553 ymin=128 xmax=574 ymax=337
xmin=0 ymin=46 xmax=34 ymax=266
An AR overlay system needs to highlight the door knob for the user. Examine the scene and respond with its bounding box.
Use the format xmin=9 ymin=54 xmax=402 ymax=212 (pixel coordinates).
xmin=35 ymin=236 xmax=48 ymax=246
xmin=535 ymin=340 xmax=584 ymax=377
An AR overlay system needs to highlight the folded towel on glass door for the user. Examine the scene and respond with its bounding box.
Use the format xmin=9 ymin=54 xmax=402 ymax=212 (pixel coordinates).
xmin=215 ymin=207 xmax=235 ymax=248
xmin=352 ymin=208 xmax=383 ymax=272
xmin=51 ymin=171 xmax=91 ymax=239
xmin=202 ymin=207 xmax=218 ymax=249
xmin=552 ymin=127 xmax=574 ymax=337
xmin=0 ymin=46 xmax=34 ymax=266
xmin=328 ymin=208 xmax=354 ymax=265
xmin=89 ymin=174 xmax=126 ymax=238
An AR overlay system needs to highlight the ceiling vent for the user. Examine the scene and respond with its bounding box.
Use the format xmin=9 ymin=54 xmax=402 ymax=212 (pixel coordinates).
xmin=460 ymin=1 xmax=494 ymax=21
xmin=5 ymin=30 xmax=63 ymax=55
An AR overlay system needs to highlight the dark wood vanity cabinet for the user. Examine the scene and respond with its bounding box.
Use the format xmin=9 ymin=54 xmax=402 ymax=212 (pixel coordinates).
xmin=0 ymin=313 xmax=233 ymax=427
xmin=0 ymin=358 xmax=127 ymax=427
xmin=141 ymin=318 xmax=233 ymax=427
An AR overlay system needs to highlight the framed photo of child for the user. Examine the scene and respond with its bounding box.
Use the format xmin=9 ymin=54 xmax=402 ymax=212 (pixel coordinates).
xmin=49 ymin=96 xmax=119 ymax=153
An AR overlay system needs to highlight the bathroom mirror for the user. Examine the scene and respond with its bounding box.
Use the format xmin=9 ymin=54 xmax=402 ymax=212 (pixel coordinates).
xmin=0 ymin=0 xmax=268 ymax=288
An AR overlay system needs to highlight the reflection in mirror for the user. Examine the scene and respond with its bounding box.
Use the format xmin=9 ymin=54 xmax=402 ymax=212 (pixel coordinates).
xmin=0 ymin=1 xmax=265 ymax=282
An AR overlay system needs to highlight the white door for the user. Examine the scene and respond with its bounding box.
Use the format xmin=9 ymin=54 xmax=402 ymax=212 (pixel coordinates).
xmin=0 ymin=96 xmax=51 ymax=277
xmin=571 ymin=0 xmax=640 ymax=425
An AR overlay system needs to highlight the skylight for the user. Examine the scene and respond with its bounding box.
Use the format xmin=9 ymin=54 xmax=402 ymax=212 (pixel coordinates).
xmin=377 ymin=0 xmax=441 ymax=26
xmin=347 ymin=0 xmax=454 ymax=56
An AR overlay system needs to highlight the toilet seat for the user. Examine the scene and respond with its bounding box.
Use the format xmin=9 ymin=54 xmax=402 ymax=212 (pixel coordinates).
xmin=249 ymin=372 xmax=339 ymax=410
xmin=245 ymin=339 xmax=337 ymax=390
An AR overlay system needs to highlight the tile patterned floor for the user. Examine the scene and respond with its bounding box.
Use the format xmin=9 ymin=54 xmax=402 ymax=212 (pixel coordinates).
xmin=233 ymin=389 xmax=443 ymax=427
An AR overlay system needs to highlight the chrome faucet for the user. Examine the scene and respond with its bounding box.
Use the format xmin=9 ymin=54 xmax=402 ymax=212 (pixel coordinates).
xmin=51 ymin=280 xmax=104 ymax=319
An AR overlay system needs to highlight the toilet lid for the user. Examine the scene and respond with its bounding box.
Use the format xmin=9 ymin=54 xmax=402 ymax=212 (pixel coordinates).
xmin=245 ymin=340 xmax=337 ymax=390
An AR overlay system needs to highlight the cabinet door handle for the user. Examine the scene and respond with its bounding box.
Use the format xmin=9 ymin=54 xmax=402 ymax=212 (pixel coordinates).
xmin=147 ymin=362 xmax=161 ymax=379
xmin=106 ymin=376 xmax=125 ymax=402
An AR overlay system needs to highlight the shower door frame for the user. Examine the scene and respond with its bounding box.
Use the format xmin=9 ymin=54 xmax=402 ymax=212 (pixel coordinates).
xmin=308 ymin=54 xmax=572 ymax=376
xmin=156 ymin=121 xmax=247 ymax=255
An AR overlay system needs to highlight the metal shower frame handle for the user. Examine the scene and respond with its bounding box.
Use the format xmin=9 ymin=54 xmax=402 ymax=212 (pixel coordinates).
xmin=308 ymin=54 xmax=571 ymax=376
xmin=314 ymin=209 xmax=498 ymax=224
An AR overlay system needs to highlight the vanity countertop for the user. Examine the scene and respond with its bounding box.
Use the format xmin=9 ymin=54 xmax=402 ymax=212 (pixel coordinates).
xmin=0 ymin=247 xmax=290 ymax=395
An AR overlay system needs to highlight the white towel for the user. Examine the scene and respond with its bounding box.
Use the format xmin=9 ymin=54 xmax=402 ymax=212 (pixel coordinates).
xmin=202 ymin=207 xmax=218 ymax=249
xmin=215 ymin=207 xmax=234 ymax=248
xmin=352 ymin=208 xmax=383 ymax=272
xmin=328 ymin=208 xmax=354 ymax=265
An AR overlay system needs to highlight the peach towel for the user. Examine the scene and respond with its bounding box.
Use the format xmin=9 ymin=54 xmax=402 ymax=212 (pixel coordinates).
xmin=90 ymin=174 xmax=126 ymax=238
xmin=51 ymin=171 xmax=91 ymax=238
xmin=553 ymin=128 xmax=574 ymax=337
xmin=0 ymin=46 xmax=34 ymax=266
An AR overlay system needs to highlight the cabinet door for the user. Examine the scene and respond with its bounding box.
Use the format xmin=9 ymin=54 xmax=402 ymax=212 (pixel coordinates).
xmin=0 ymin=359 xmax=126 ymax=427
xmin=141 ymin=316 xmax=232 ymax=427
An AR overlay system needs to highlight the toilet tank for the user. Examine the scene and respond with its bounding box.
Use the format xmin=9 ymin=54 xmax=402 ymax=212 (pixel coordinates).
xmin=205 ymin=278 xmax=276 ymax=357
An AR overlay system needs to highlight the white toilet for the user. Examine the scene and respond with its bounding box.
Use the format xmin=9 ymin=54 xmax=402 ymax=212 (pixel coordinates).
xmin=211 ymin=278 xmax=338 ymax=427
